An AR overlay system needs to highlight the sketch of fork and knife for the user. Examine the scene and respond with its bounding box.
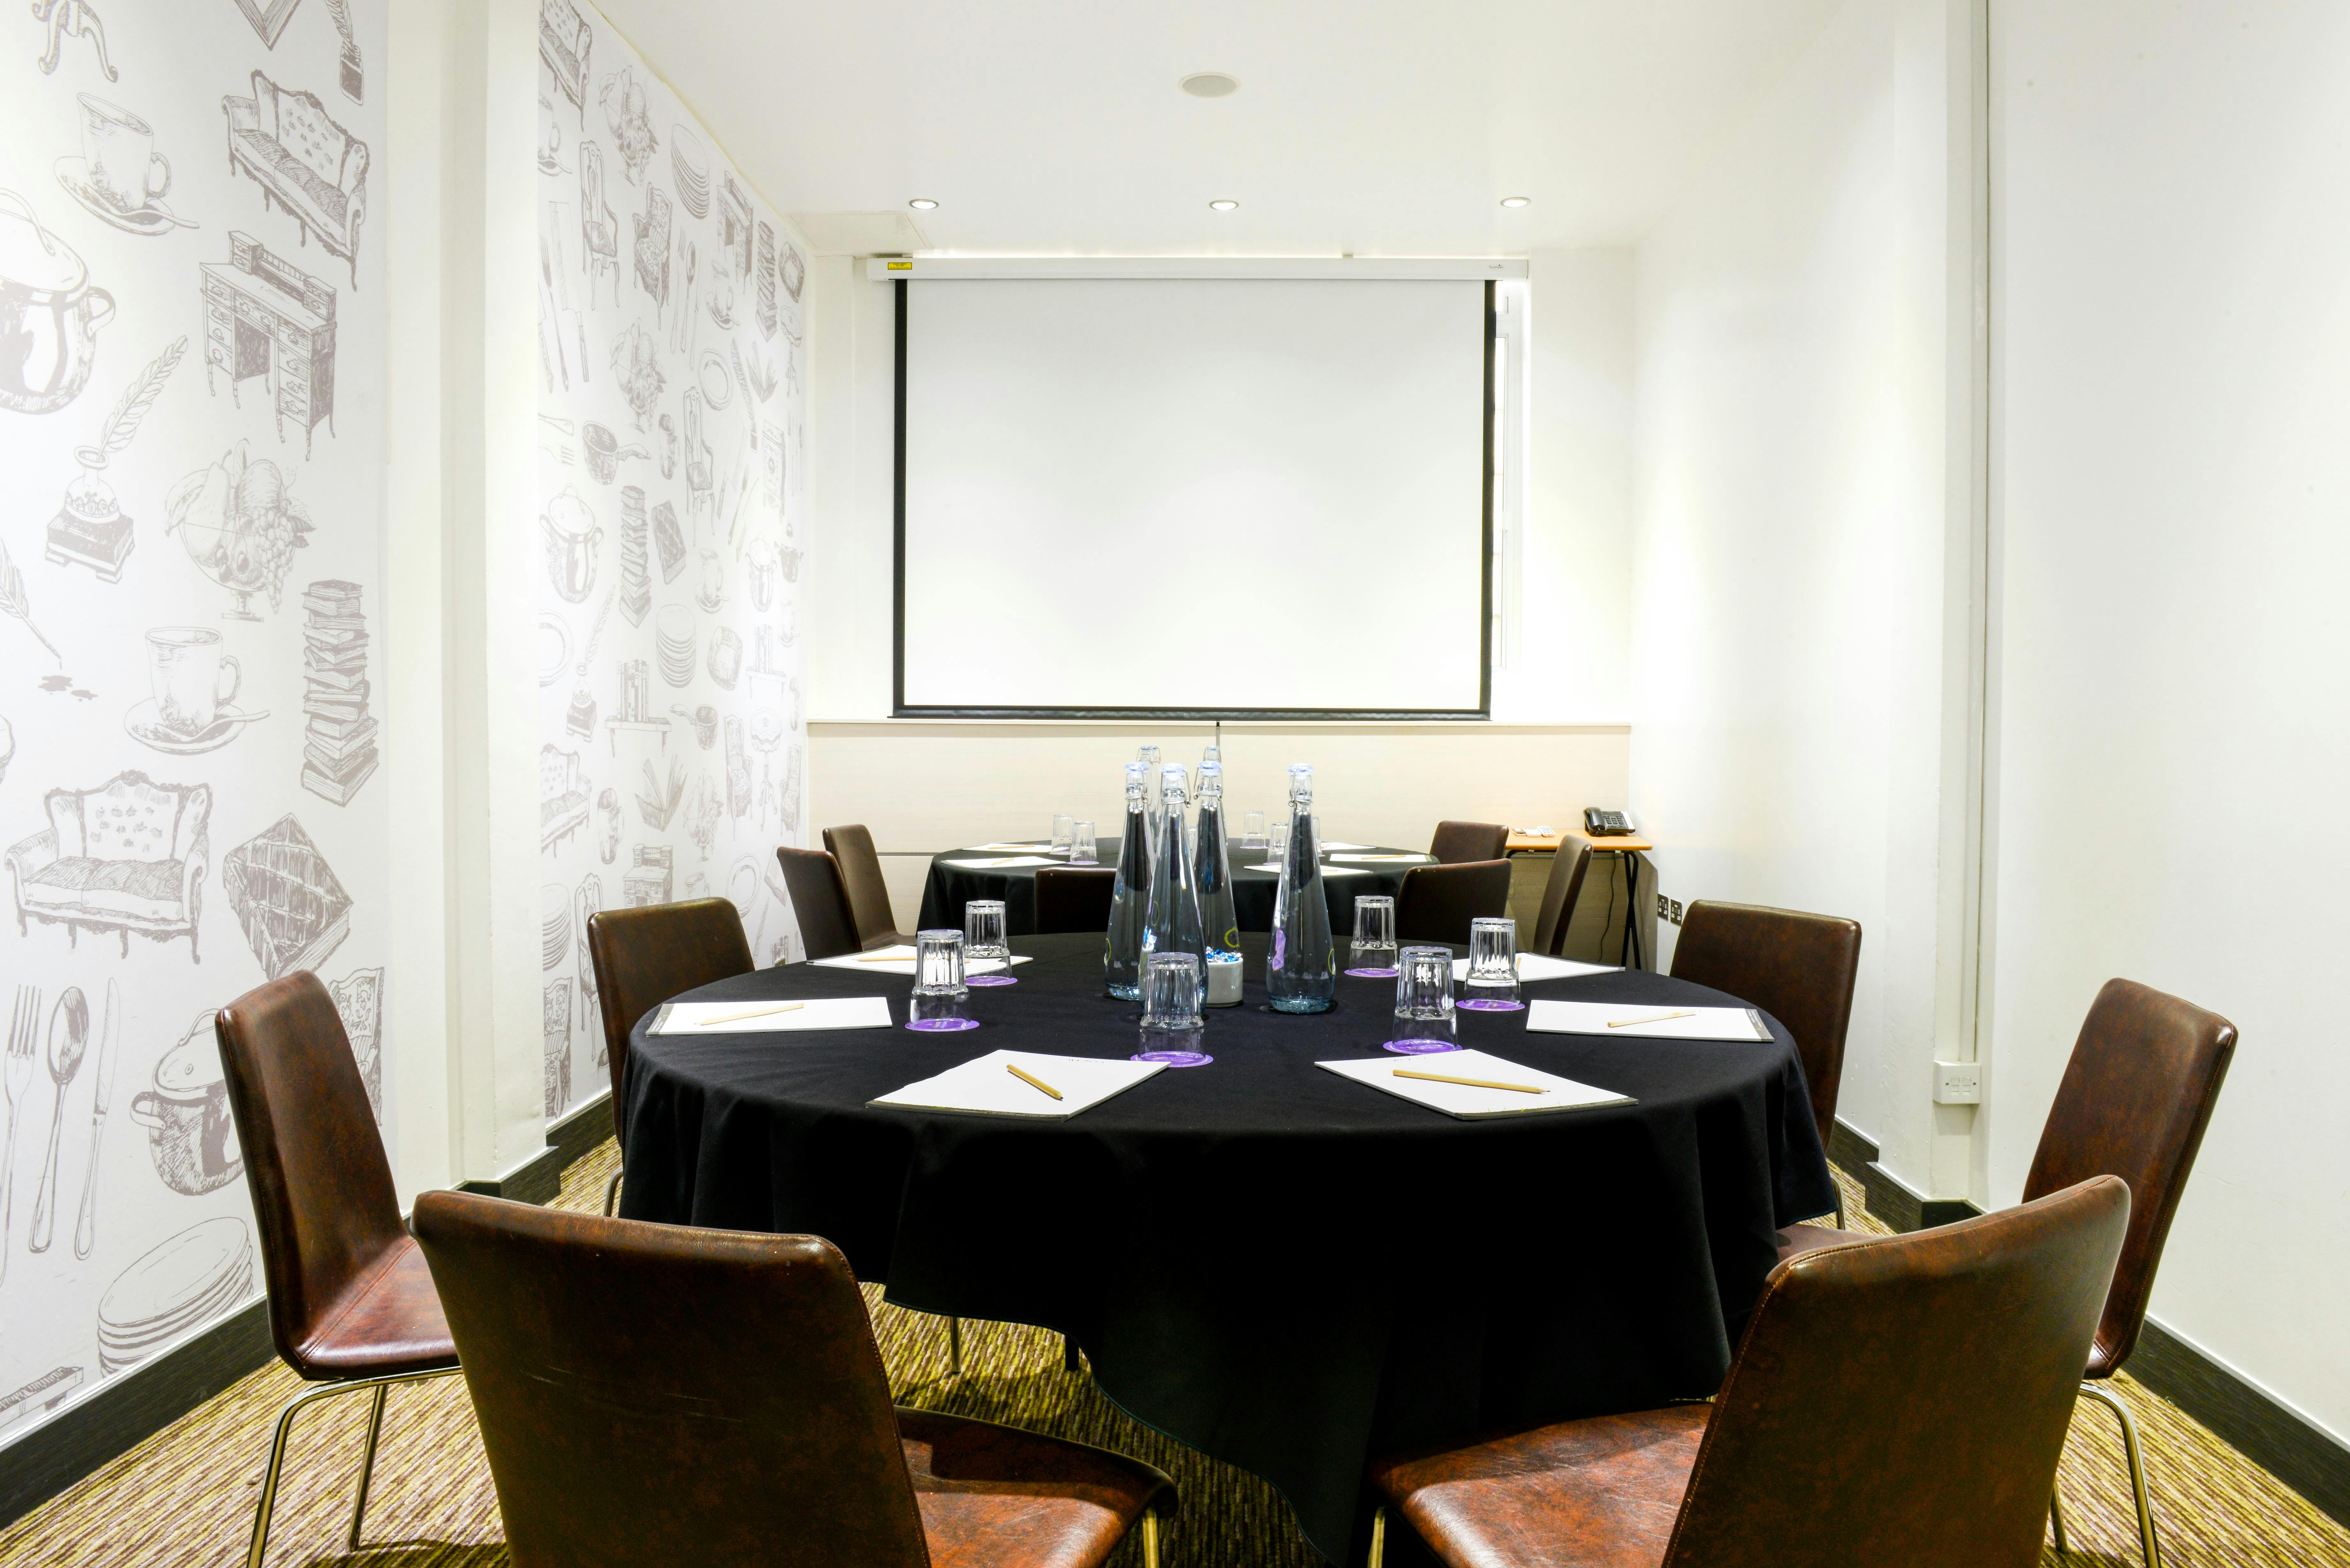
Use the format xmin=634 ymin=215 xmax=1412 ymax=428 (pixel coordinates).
xmin=2 ymin=987 xmax=38 ymax=1282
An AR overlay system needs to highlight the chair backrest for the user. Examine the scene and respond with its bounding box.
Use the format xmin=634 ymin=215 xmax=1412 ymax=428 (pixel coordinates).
xmin=1394 ymin=859 xmax=1513 ymax=945
xmin=1531 ymin=839 xmax=1593 ymax=956
xmin=1428 ymin=820 xmax=1509 ymax=864
xmin=585 ymin=898 xmax=753 ymax=1139
xmin=822 ymin=824 xmax=898 ymax=948
xmin=213 ymin=973 xmax=405 ymax=1378
xmin=1669 ymin=901 xmax=1861 ymax=1151
xmin=775 ymin=845 xmax=861 ymax=961
xmin=2022 ymin=977 xmax=2236 ymax=1378
xmin=1662 ymin=1177 xmax=2129 ymax=1568
xmin=413 ymin=1192 xmax=929 ymax=1568
xmin=1035 ymin=866 xmax=1117 ymax=934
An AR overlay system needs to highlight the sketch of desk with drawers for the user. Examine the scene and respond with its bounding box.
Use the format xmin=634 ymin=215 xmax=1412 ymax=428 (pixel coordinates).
xmin=201 ymin=230 xmax=337 ymax=458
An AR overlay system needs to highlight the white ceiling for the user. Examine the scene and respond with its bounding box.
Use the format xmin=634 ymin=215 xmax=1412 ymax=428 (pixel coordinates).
xmin=590 ymin=0 xmax=1844 ymax=257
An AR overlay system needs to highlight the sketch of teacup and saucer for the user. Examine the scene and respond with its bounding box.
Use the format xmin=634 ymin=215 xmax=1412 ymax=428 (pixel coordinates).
xmin=54 ymin=96 xmax=196 ymax=237
xmin=124 ymin=627 xmax=267 ymax=754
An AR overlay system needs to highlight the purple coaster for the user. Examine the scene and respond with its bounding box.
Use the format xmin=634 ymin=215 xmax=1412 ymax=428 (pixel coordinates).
xmin=1457 ymin=998 xmax=1526 ymax=1012
xmin=967 ymin=973 xmax=1019 ymax=987
xmin=1344 ymin=967 xmax=1399 ymax=979
xmin=906 ymin=1016 xmax=981 ymax=1032
xmin=1383 ymin=1038 xmax=1462 ymax=1055
xmin=1133 ymin=1050 xmax=1213 ymax=1067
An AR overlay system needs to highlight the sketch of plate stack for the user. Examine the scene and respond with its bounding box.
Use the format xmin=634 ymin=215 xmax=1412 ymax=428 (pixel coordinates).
xmin=655 ymin=605 xmax=697 ymax=687
xmin=96 ymin=1218 xmax=253 ymax=1375
xmin=541 ymin=883 xmax=572 ymax=969
xmin=670 ymin=125 xmax=710 ymax=219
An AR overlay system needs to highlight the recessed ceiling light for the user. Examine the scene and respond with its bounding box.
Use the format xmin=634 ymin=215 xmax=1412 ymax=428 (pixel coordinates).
xmin=1208 ymin=199 xmax=1239 ymax=212
xmin=1180 ymin=72 xmax=1240 ymax=98
xmin=1500 ymin=196 xmax=1532 ymax=208
xmin=908 ymin=198 xmax=938 ymax=210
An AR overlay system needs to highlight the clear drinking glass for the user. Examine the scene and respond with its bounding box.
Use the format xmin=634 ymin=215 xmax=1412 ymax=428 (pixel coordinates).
xmin=1051 ymin=814 xmax=1075 ymax=855
xmin=964 ymin=899 xmax=1015 ymax=986
xmin=1267 ymin=821 xmax=1290 ymax=865
xmin=1387 ymin=945 xmax=1459 ymax=1053
xmin=1241 ymin=809 xmax=1266 ymax=848
xmin=1069 ymin=821 xmax=1097 ymax=866
xmin=907 ymin=929 xmax=978 ymax=1031
xmin=1134 ymin=951 xmax=1212 ymax=1067
xmin=1348 ymin=895 xmax=1398 ymax=976
xmin=1461 ymin=917 xmax=1523 ymax=1009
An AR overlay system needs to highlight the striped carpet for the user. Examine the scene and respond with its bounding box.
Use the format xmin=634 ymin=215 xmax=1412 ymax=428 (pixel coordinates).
xmin=2 ymin=1145 xmax=2340 ymax=1567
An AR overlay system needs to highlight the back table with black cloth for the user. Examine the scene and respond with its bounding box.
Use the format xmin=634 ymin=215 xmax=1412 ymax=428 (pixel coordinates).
xmin=620 ymin=932 xmax=1835 ymax=1564
xmin=918 ymin=838 xmax=1424 ymax=937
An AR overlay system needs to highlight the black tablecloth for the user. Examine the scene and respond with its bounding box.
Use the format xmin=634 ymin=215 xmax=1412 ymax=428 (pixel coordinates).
xmin=916 ymin=838 xmax=1423 ymax=937
xmin=621 ymin=933 xmax=1835 ymax=1564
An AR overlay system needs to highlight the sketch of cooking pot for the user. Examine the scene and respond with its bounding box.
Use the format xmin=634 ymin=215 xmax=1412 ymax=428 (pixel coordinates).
xmin=581 ymin=421 xmax=647 ymax=485
xmin=0 ymin=188 xmax=116 ymax=414
xmin=129 ymin=1014 xmax=243 ymax=1196
xmin=542 ymin=486 xmax=601 ymax=602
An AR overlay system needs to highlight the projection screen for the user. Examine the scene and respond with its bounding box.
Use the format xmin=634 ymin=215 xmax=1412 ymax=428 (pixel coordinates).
xmin=895 ymin=275 xmax=1493 ymax=717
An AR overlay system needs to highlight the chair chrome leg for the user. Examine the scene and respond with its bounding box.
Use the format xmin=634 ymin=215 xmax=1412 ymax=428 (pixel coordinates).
xmin=2078 ymin=1380 xmax=2162 ymax=1568
xmin=1141 ymin=1507 xmax=1160 ymax=1568
xmin=2051 ymin=1483 xmax=2069 ymax=1554
xmin=347 ymin=1382 xmax=390 ymax=1548
xmin=243 ymin=1367 xmax=459 ymax=1568
xmin=947 ymin=1316 xmax=963 ymax=1376
xmin=1369 ymin=1504 xmax=1388 ymax=1568
xmin=602 ymin=1168 xmax=623 ymax=1216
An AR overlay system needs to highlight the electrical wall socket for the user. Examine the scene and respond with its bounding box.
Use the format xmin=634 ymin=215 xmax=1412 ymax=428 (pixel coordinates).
xmin=1933 ymin=1060 xmax=1982 ymax=1105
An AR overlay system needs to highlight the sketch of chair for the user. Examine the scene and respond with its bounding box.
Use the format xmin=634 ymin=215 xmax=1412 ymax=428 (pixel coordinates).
xmin=632 ymin=184 xmax=671 ymax=325
xmin=683 ymin=388 xmax=713 ymax=533
xmin=540 ymin=745 xmax=590 ymax=854
xmin=6 ymin=773 xmax=210 ymax=961
xmin=574 ymin=876 xmax=602 ymax=1041
xmin=580 ymin=141 xmax=618 ymax=308
xmin=540 ymin=0 xmax=592 ymax=129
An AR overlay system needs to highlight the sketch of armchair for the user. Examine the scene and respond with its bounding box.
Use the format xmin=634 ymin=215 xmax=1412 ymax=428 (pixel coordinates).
xmin=223 ymin=69 xmax=370 ymax=290
xmin=540 ymin=0 xmax=592 ymax=129
xmin=580 ymin=140 xmax=618 ymax=307
xmin=683 ymin=387 xmax=713 ymax=531
xmin=633 ymin=184 xmax=671 ymax=325
xmin=541 ymin=744 xmax=590 ymax=854
xmin=7 ymin=772 xmax=210 ymax=961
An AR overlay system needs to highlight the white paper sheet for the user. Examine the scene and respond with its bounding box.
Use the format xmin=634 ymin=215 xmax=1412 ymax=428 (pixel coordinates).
xmin=968 ymin=842 xmax=1051 ymax=852
xmin=1525 ymin=1000 xmax=1771 ymax=1042
xmin=1317 ymin=1049 xmax=1634 ymax=1119
xmin=1328 ymin=853 xmax=1428 ymax=863
xmin=809 ymin=945 xmax=1035 ymax=976
xmin=1247 ymin=863 xmax=1371 ymax=877
xmin=1320 ymin=841 xmax=1374 ymax=851
xmin=651 ymin=997 xmax=896 ymax=1034
xmin=871 ymin=1049 xmax=1167 ymax=1119
xmin=1451 ymin=954 xmax=1619 ymax=984
xmin=940 ymin=856 xmax=1059 ymax=869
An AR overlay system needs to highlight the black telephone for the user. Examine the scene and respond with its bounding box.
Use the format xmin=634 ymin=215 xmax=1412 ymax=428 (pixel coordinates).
xmin=1584 ymin=808 xmax=1636 ymax=837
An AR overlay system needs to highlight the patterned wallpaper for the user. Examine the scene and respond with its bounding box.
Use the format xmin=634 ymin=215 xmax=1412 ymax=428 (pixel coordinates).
xmin=535 ymin=0 xmax=810 ymax=1122
xmin=0 ymin=0 xmax=386 ymax=1445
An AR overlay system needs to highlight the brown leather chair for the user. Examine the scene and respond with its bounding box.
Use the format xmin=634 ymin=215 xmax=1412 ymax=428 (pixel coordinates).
xmin=413 ymin=1190 xmax=1175 ymax=1568
xmin=1530 ymin=838 xmax=1593 ymax=957
xmin=1394 ymin=859 xmax=1513 ymax=945
xmin=1036 ymin=865 xmax=1118 ymax=933
xmin=775 ymin=844 xmax=863 ymax=961
xmin=1776 ymin=977 xmax=2235 ymax=1568
xmin=823 ymin=823 xmax=914 ymax=950
xmin=1368 ymin=1176 xmax=2130 ymax=1568
xmin=1428 ymin=820 xmax=1509 ymax=864
xmin=1670 ymin=900 xmax=1861 ymax=1220
xmin=214 ymin=974 xmax=462 ymax=1568
xmin=585 ymin=898 xmax=754 ymax=1215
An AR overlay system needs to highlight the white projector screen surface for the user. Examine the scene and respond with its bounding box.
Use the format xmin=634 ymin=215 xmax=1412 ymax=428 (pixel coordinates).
xmin=898 ymin=278 xmax=1490 ymax=714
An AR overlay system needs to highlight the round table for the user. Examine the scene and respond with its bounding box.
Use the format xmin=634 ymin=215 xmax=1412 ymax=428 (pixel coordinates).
xmin=620 ymin=933 xmax=1834 ymax=1564
xmin=916 ymin=839 xmax=1428 ymax=937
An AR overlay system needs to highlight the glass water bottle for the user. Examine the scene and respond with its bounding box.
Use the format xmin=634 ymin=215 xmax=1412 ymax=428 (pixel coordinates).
xmin=1266 ymin=763 xmax=1336 ymax=1013
xmin=1142 ymin=765 xmax=1207 ymax=967
xmin=1193 ymin=761 xmax=1240 ymax=954
xmin=1137 ymin=745 xmax=1164 ymax=855
xmin=1105 ymin=762 xmax=1153 ymax=999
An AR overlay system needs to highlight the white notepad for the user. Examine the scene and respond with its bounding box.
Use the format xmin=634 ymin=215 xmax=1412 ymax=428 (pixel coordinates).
xmin=1318 ymin=1049 xmax=1634 ymax=1119
xmin=940 ymin=856 xmax=1058 ymax=869
xmin=1526 ymin=1000 xmax=1771 ymax=1042
xmin=810 ymin=945 xmax=1035 ymax=976
xmin=1320 ymin=841 xmax=1373 ymax=851
xmin=1329 ymin=853 xmax=1428 ymax=864
xmin=968 ymin=842 xmax=1051 ymax=853
xmin=870 ymin=1050 xmax=1167 ymax=1119
xmin=1452 ymin=954 xmax=1619 ymax=984
xmin=651 ymin=996 xmax=895 ymax=1034
xmin=1247 ymin=863 xmax=1371 ymax=877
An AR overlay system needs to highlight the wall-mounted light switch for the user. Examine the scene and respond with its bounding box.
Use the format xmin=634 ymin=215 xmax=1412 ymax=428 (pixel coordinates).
xmin=1933 ymin=1060 xmax=1982 ymax=1105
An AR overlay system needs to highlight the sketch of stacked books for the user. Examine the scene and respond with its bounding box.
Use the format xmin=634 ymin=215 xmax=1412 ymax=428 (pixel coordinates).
xmin=299 ymin=581 xmax=378 ymax=804
xmin=618 ymin=486 xmax=652 ymax=626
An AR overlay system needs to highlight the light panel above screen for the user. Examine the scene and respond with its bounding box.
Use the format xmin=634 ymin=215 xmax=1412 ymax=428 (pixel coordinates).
xmin=896 ymin=276 xmax=1492 ymax=717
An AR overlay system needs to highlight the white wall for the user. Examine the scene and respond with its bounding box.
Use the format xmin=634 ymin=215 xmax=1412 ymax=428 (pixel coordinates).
xmin=1987 ymin=0 xmax=2350 ymax=1446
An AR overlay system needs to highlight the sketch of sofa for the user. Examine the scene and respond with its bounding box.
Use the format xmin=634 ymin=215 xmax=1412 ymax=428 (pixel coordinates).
xmin=6 ymin=772 xmax=210 ymax=961
xmin=541 ymin=744 xmax=591 ymax=853
xmin=540 ymin=0 xmax=592 ymax=130
xmin=223 ymin=69 xmax=370 ymax=290
xmin=633 ymin=184 xmax=671 ymax=324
